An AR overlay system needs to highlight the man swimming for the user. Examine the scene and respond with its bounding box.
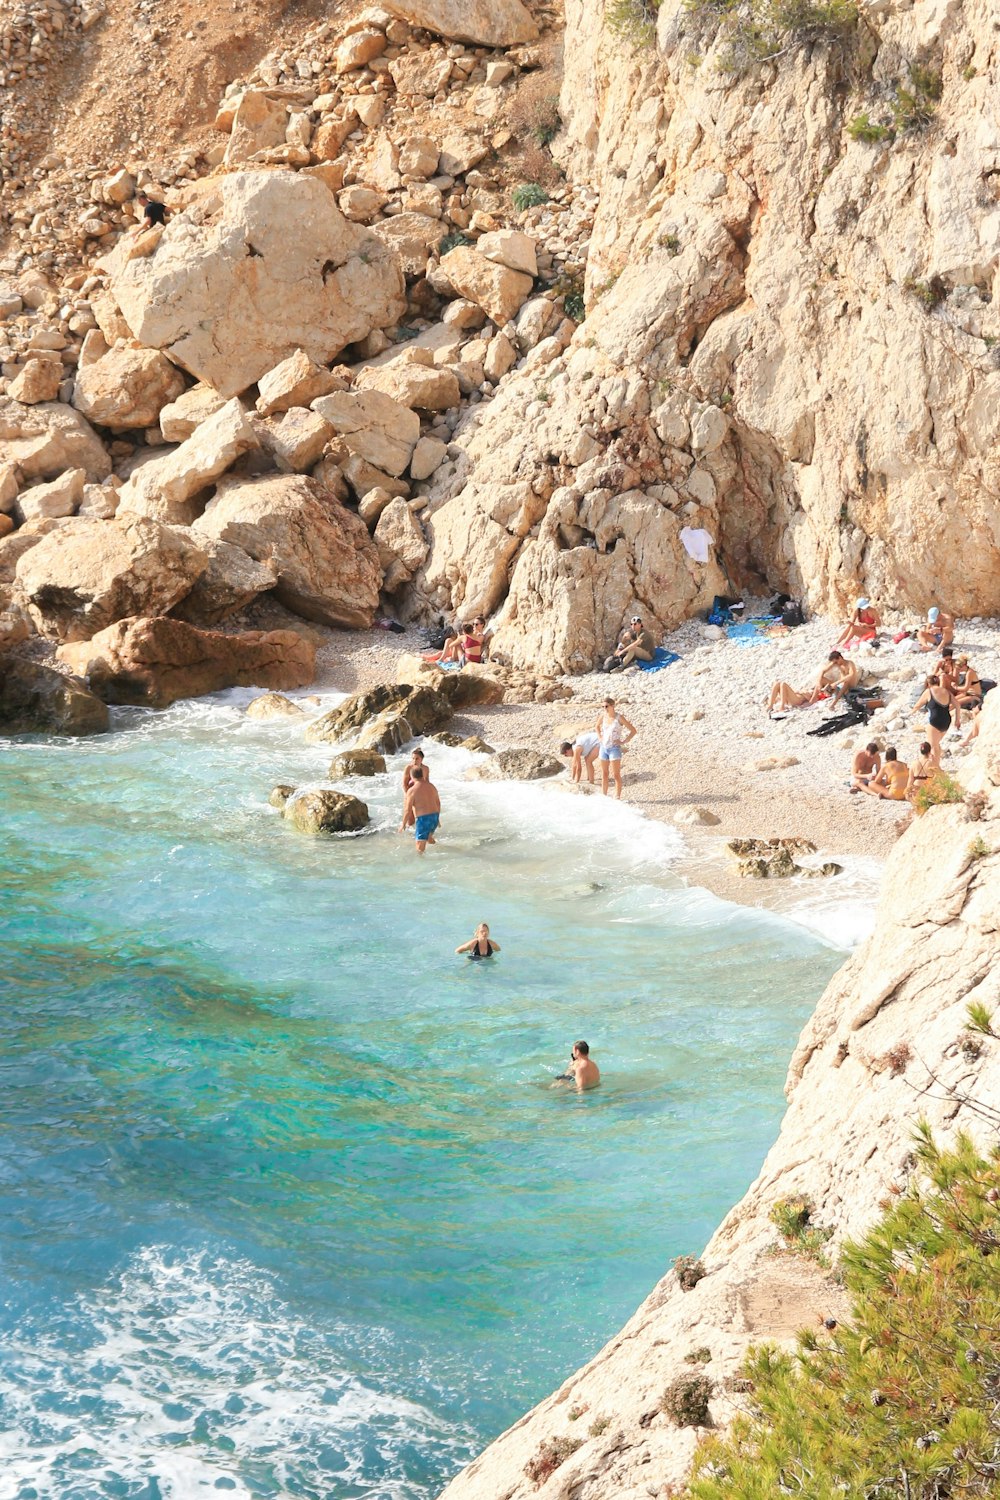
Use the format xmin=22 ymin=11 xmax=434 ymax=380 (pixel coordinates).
xmin=402 ymin=767 xmax=440 ymax=853
xmin=554 ymin=1040 xmax=600 ymax=1091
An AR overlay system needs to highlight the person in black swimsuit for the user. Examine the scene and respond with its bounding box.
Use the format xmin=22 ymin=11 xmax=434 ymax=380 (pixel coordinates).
xmin=913 ymin=674 xmax=953 ymax=767
xmin=456 ymin=923 xmax=500 ymax=960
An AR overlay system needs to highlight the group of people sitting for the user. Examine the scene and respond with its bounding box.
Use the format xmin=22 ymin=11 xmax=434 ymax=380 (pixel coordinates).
xmin=767 ymin=649 xmax=862 ymax=717
xmin=423 ymin=615 xmax=489 ymax=668
xmin=837 ymin=598 xmax=955 ymax=655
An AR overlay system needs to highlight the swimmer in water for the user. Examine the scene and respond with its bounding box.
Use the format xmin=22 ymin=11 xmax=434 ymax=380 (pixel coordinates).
xmin=455 ymin=922 xmax=500 ymax=959
xmin=554 ymin=1040 xmax=600 ymax=1091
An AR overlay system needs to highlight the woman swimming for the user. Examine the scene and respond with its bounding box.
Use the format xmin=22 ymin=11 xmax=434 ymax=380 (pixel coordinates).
xmin=456 ymin=923 xmax=500 ymax=960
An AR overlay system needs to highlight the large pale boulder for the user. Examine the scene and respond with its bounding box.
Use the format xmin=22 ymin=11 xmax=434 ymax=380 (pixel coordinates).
xmin=158 ymin=384 xmax=227 ymax=442
xmin=170 ymin=538 xmax=277 ymax=625
xmin=476 ymin=230 xmax=538 ymax=278
xmin=105 ymin=171 xmax=406 ymax=398
xmin=255 ymin=349 xmax=343 ymax=417
xmin=8 ymin=356 xmax=63 ymax=405
xmin=224 ymin=90 xmax=289 ymax=166
xmin=438 ymin=246 xmax=534 ymax=325
xmin=355 ymin=363 xmax=460 ymax=412
xmin=374 ymin=497 xmax=428 ymax=591
xmin=0 ymin=657 xmax=109 ymax=735
xmin=382 ymin=0 xmax=537 ymax=45
xmin=328 ymin=748 xmax=386 ymax=778
xmin=15 ymin=515 xmax=208 ymax=642
xmin=255 ymin=407 xmax=333 ymax=472
xmin=72 ymin=344 xmax=186 ymax=429
xmin=0 ymin=398 xmax=110 ymax=483
xmin=370 ymin=212 xmax=447 ymax=277
xmin=284 ymin=788 xmax=369 ymax=834
xmin=17 ymin=468 xmax=85 ymax=522
xmin=305 ymin=681 xmax=452 ymax=746
xmin=394 ymin=654 xmax=505 ymax=708
xmin=469 ymin=748 xmax=564 ymax=780
xmin=58 ymin=616 xmax=316 ymax=707
xmin=117 ymin=398 xmax=258 ymax=525
xmin=312 ymin=389 xmax=420 ymax=477
xmin=194 ymin=473 xmax=381 ymax=629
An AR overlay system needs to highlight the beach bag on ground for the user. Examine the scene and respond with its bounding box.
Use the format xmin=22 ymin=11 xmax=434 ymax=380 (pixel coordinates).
xmin=781 ymin=599 xmax=805 ymax=628
xmin=707 ymin=594 xmax=744 ymax=627
xmin=421 ymin=624 xmax=449 ymax=650
xmin=769 ymin=592 xmax=792 ymax=617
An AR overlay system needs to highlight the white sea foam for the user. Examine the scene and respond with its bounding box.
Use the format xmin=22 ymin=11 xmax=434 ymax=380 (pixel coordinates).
xmin=0 ymin=1247 xmax=471 ymax=1500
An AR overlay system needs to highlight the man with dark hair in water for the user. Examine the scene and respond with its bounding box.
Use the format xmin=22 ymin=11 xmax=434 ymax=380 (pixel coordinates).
xmin=402 ymin=766 xmax=440 ymax=853
xmin=555 ymin=1041 xmax=600 ymax=1091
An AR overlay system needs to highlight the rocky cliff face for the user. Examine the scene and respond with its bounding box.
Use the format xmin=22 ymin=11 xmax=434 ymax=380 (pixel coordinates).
xmin=415 ymin=0 xmax=1000 ymax=670
xmin=437 ymin=684 xmax=1000 ymax=1500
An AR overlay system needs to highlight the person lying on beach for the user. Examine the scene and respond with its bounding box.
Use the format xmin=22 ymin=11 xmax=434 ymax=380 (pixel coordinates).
xmin=836 ymin=597 xmax=880 ymax=647
xmin=766 ymin=681 xmax=813 ymax=716
xmin=553 ymin=1040 xmax=600 ymax=1091
xmin=456 ymin=922 xmax=500 ymax=959
xmin=402 ymin=767 xmax=440 ymax=853
xmin=917 ymin=607 xmax=954 ymax=651
xmin=848 ymin=741 xmax=881 ymax=792
xmin=906 ymin=742 xmax=935 ymax=802
xmin=400 ymin=749 xmax=429 ymax=829
xmin=858 ymin=747 xmax=909 ymax=800
xmin=596 ymin=698 xmax=637 ymax=798
xmin=560 ymin=731 xmax=601 ymax=783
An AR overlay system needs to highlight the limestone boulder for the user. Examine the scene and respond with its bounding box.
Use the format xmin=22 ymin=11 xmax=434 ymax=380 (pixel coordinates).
xmin=170 ymin=538 xmax=277 ymax=625
xmin=374 ymin=497 xmax=428 ymax=591
xmin=470 ymin=748 xmax=564 ymax=781
xmin=410 ymin=435 xmax=448 ymax=480
xmin=15 ymin=515 xmax=208 ymax=642
xmin=328 ymin=748 xmax=387 ymax=777
xmin=476 ymin=230 xmax=538 ymax=278
xmin=58 ymin=616 xmax=316 ymax=708
xmin=255 ymin=407 xmax=334 ymax=473
xmin=312 ymin=389 xmax=420 ymax=477
xmin=17 ymin=468 xmax=85 ymax=522
xmin=194 ymin=473 xmax=381 ymax=629
xmin=9 ymin=356 xmax=63 ymax=405
xmin=246 ymin=692 xmax=306 ymax=721
xmin=284 ymin=788 xmax=370 ymax=834
xmin=0 ymin=657 xmax=109 ymax=736
xmin=438 ymin=247 xmax=534 ymax=326
xmin=158 ymin=384 xmax=227 ymax=442
xmin=305 ymin=681 xmax=452 ymax=747
xmin=117 ymin=398 xmax=258 ymax=525
xmin=383 ymin=0 xmax=537 ymax=46
xmin=355 ymin=362 xmax=459 ymax=412
xmin=335 ymin=28 xmax=386 ymax=73
xmin=0 ymin=398 xmax=111 ymax=483
xmin=370 ymin=212 xmax=447 ymax=277
xmin=398 ymin=137 xmax=439 ymax=178
xmin=72 ymin=345 xmax=186 ymax=430
xmin=269 ymin=783 xmax=296 ymax=807
xmin=224 ymin=90 xmax=289 ymax=167
xmin=105 ymin=171 xmax=406 ymax=398
xmin=256 ymin=349 xmax=343 ymax=417
xmin=78 ymin=483 xmax=120 ymax=519
xmin=0 ymin=462 xmax=18 ymax=513
xmin=0 ymin=521 xmax=59 ymax=584
xmin=0 ymin=602 xmax=32 ymax=649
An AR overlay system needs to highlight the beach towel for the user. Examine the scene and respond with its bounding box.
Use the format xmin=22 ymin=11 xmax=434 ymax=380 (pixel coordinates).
xmin=727 ymin=618 xmax=779 ymax=648
xmin=637 ymin=648 xmax=680 ymax=673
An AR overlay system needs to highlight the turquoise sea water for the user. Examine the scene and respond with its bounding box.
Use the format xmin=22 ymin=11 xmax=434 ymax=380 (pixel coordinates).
xmin=0 ymin=694 xmax=847 ymax=1499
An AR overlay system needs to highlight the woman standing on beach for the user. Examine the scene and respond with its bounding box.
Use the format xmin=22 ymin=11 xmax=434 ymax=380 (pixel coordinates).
xmin=596 ymin=698 xmax=637 ymax=799
xmin=912 ymin=674 xmax=954 ymax=767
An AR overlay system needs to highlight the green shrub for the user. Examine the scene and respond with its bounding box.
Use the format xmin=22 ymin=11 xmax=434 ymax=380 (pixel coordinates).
xmin=530 ymin=95 xmax=561 ymax=146
xmin=662 ymin=1372 xmax=714 ymax=1427
xmin=439 ymin=231 xmax=470 ymax=255
xmin=588 ymin=1414 xmax=612 ymax=1436
xmin=686 ymin=1346 xmax=713 ymax=1364
xmin=912 ymin=767 xmax=962 ymax=811
xmin=523 ymin=1435 xmax=583 ymax=1485
xmin=687 ymin=1134 xmax=1000 ymax=1500
xmin=684 ymin=0 xmax=857 ymax=73
xmin=769 ymin=1195 xmax=834 ymax=1261
xmin=848 ymin=112 xmax=892 ymax=143
xmin=675 ymin=1254 xmax=707 ymax=1290
xmin=965 ymin=1000 xmax=995 ymax=1037
xmin=606 ymin=0 xmax=661 ymax=46
xmin=511 ymin=182 xmax=550 ymax=212
xmin=968 ymin=834 xmax=990 ymax=861
xmin=893 ymin=64 xmax=942 ymax=130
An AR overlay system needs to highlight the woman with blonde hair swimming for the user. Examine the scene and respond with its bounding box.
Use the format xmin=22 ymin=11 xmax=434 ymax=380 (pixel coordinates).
xmin=456 ymin=923 xmax=500 ymax=960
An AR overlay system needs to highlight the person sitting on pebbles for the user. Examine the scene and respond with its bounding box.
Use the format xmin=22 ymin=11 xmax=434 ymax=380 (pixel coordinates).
xmin=602 ymin=615 xmax=655 ymax=673
xmin=859 ymin=746 xmax=910 ymax=801
xmin=836 ymin=597 xmax=880 ymax=648
xmin=918 ymin=606 xmax=954 ymax=652
xmin=906 ymin=742 xmax=936 ymax=802
xmin=848 ymin=741 xmax=881 ymax=793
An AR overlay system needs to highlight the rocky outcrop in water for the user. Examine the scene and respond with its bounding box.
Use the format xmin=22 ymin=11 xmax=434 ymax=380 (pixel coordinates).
xmin=284 ymin=788 xmax=370 ymax=834
xmin=0 ymin=656 xmax=109 ymax=735
xmin=437 ymin=694 xmax=1000 ymax=1500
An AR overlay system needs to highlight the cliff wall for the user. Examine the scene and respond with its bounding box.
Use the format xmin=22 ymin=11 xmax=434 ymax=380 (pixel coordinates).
xmin=419 ymin=0 xmax=1000 ymax=671
xmin=438 ymin=678 xmax=1000 ymax=1499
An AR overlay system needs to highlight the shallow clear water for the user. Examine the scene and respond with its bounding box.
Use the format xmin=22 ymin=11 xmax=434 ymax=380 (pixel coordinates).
xmin=0 ymin=693 xmax=847 ymax=1500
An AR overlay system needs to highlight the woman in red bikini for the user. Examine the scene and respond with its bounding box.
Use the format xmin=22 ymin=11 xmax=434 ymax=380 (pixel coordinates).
xmin=836 ymin=597 xmax=880 ymax=647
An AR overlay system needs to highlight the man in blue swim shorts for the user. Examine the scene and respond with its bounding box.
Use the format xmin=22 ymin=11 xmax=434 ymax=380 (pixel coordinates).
xmin=402 ymin=767 xmax=441 ymax=853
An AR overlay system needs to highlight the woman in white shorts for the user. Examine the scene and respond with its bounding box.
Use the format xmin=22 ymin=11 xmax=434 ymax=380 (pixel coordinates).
xmin=596 ymin=697 xmax=637 ymax=799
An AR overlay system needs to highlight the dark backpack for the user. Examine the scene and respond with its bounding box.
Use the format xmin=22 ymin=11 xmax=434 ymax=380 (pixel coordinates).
xmin=781 ymin=600 xmax=805 ymax=628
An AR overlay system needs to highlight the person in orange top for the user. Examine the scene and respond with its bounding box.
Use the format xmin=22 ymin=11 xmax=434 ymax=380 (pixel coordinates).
xmin=836 ymin=597 xmax=880 ymax=647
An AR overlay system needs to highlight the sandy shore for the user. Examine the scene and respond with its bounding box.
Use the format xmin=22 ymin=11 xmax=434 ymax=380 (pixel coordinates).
xmin=270 ymin=600 xmax=1000 ymax=910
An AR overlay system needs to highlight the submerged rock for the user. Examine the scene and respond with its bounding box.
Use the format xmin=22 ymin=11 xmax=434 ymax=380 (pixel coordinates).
xmin=284 ymin=788 xmax=369 ymax=834
xmin=306 ymin=681 xmax=452 ymax=748
xmin=0 ymin=658 xmax=109 ymax=736
xmin=247 ymin=693 xmax=306 ymax=721
xmin=269 ymin=783 xmax=296 ymax=808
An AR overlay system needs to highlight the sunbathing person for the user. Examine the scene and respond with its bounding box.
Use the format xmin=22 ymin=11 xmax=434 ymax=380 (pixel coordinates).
xmin=906 ymin=742 xmax=935 ymax=802
xmin=917 ymin=607 xmax=954 ymax=651
xmin=766 ymin=680 xmax=813 ymax=716
xmin=849 ymin=741 xmax=881 ymax=792
xmin=836 ymin=597 xmax=880 ymax=647
xmin=859 ymin=747 xmax=909 ymax=800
